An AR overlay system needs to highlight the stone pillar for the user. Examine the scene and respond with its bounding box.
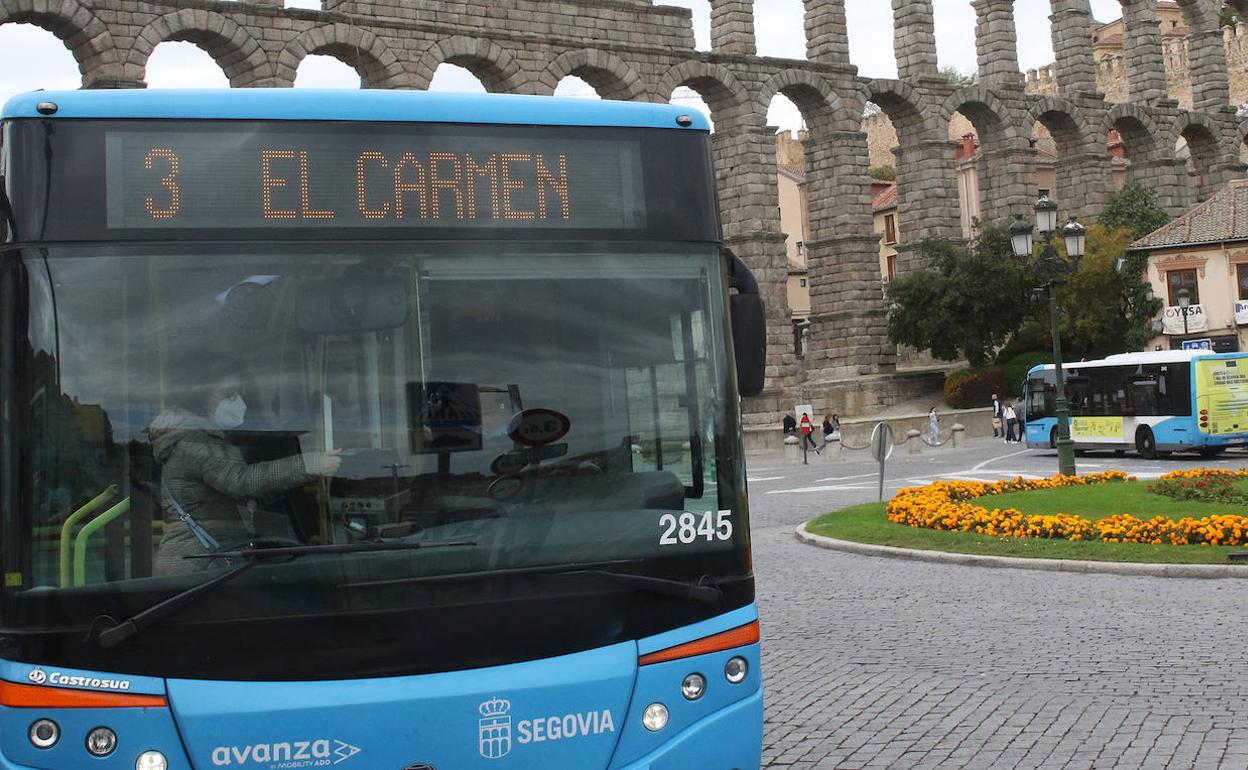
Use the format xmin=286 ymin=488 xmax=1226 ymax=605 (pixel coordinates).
xmin=890 ymin=139 xmax=963 ymax=274
xmin=973 ymin=0 xmax=1022 ymax=87
xmin=978 ymin=142 xmax=1036 ymax=227
xmin=710 ymin=0 xmax=757 ymax=55
xmin=1056 ymin=150 xmax=1111 ymax=220
xmin=1049 ymin=0 xmax=1098 ymax=95
xmin=803 ymin=123 xmax=895 ymax=381
xmin=892 ymin=0 xmax=938 ymax=80
xmin=1188 ymin=26 xmax=1232 ymax=113
xmin=1121 ymin=0 xmax=1169 ymax=103
xmin=712 ymin=114 xmax=800 ymax=429
xmin=803 ymin=0 xmax=851 ymax=64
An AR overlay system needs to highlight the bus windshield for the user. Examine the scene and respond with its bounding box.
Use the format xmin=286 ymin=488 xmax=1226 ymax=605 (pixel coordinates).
xmin=0 ymin=241 xmax=751 ymax=679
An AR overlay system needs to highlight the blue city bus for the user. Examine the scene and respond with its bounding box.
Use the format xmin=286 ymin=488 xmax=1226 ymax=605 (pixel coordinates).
xmin=1023 ymin=350 xmax=1248 ymax=458
xmin=0 ymin=89 xmax=767 ymax=769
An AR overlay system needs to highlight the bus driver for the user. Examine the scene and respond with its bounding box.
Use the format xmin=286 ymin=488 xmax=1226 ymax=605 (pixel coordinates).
xmin=149 ymin=357 xmax=342 ymax=575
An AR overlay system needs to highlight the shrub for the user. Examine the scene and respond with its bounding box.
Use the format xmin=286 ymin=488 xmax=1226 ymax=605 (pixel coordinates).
xmin=943 ymin=367 xmax=1005 ymax=409
xmin=1003 ymin=352 xmax=1049 ymax=397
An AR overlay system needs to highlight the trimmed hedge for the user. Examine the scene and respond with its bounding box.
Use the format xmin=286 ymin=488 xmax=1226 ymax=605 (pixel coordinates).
xmin=1003 ymin=352 xmax=1050 ymax=397
xmin=944 ymin=367 xmax=1006 ymax=409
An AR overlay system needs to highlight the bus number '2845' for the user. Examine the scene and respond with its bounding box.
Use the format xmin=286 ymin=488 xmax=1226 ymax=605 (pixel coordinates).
xmin=658 ymin=511 xmax=732 ymax=545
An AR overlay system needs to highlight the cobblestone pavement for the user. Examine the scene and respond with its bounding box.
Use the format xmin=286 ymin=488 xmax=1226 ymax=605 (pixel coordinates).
xmin=750 ymin=438 xmax=1248 ymax=769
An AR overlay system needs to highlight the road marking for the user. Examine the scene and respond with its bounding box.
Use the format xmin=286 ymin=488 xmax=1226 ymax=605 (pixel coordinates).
xmin=970 ymin=449 xmax=1031 ymax=473
xmin=748 ymin=476 xmax=788 ymax=482
xmin=766 ymin=484 xmax=875 ymax=494
xmin=906 ymin=478 xmax=934 ymax=486
xmin=814 ymin=472 xmax=881 ymax=482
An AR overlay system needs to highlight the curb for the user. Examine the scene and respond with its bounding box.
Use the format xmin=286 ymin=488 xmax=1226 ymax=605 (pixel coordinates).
xmin=794 ymin=523 xmax=1248 ymax=580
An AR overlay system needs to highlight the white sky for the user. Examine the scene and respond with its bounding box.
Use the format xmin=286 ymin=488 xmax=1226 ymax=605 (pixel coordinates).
xmin=0 ymin=0 xmax=1128 ymax=131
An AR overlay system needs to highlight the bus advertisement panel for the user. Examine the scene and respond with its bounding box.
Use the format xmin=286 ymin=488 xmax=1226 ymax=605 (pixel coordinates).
xmin=1194 ymin=357 xmax=1248 ymax=435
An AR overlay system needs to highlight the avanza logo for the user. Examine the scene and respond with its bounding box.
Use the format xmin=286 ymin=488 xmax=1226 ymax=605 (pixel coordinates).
xmin=210 ymin=738 xmax=361 ymax=768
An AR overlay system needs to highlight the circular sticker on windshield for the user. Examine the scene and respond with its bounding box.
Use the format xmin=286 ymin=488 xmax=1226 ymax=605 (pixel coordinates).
xmin=488 ymin=475 xmax=524 ymax=501
xmin=508 ymin=409 xmax=571 ymax=447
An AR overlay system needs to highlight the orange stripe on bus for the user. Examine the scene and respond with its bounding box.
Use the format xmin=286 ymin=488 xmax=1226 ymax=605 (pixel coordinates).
xmin=638 ymin=620 xmax=760 ymax=666
xmin=0 ymin=681 xmax=167 ymax=709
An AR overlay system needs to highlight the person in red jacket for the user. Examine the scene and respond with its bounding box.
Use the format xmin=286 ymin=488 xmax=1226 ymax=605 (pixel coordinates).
xmin=799 ymin=412 xmax=819 ymax=454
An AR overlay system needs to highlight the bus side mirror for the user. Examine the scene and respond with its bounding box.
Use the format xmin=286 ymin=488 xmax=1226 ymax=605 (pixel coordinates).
xmin=725 ymin=249 xmax=766 ymax=398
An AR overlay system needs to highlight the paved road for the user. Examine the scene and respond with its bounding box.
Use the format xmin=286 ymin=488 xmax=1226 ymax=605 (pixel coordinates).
xmin=751 ymin=437 xmax=1248 ymax=769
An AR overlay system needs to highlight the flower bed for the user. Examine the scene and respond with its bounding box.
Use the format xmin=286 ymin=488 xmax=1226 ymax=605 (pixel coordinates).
xmin=886 ymin=470 xmax=1248 ymax=547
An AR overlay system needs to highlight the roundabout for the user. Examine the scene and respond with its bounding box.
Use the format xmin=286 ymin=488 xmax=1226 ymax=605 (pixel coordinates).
xmin=801 ymin=468 xmax=1248 ymax=569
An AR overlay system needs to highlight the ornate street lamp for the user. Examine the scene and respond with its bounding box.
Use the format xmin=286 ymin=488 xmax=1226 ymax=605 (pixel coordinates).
xmin=1011 ymin=191 xmax=1085 ymax=477
xmin=1177 ymin=286 xmax=1192 ymax=337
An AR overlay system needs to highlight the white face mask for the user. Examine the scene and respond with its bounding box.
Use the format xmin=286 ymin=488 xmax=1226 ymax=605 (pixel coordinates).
xmin=213 ymin=395 xmax=247 ymax=429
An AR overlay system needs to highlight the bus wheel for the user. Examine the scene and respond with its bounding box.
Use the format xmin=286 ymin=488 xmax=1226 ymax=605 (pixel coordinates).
xmin=1200 ymin=446 xmax=1225 ymax=458
xmin=1136 ymin=427 xmax=1158 ymax=460
xmin=1114 ymin=449 xmax=1126 ymax=457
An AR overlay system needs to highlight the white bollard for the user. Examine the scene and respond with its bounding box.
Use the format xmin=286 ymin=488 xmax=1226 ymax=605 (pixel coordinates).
xmin=907 ymin=429 xmax=922 ymax=454
xmin=784 ymin=434 xmax=800 ymax=461
xmin=952 ymin=423 xmax=965 ymax=448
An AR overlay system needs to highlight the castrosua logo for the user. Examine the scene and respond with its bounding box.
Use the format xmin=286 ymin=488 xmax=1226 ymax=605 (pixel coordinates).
xmin=26 ymin=668 xmax=130 ymax=690
xmin=209 ymin=739 xmax=361 ymax=767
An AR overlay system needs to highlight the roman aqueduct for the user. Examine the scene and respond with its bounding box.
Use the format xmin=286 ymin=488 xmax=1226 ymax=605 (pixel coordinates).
xmin=3 ymin=0 xmax=1246 ymax=429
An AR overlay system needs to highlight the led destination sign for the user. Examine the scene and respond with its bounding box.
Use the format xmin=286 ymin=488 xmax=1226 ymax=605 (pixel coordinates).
xmin=104 ymin=129 xmax=646 ymax=231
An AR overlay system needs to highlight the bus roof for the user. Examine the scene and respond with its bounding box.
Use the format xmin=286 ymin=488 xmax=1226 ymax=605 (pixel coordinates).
xmin=1026 ymin=349 xmax=1246 ymax=375
xmin=0 ymin=89 xmax=712 ymax=131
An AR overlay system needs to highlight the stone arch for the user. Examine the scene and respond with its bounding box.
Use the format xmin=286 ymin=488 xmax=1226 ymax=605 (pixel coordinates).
xmin=128 ymin=9 xmax=273 ymax=87
xmin=758 ymin=69 xmax=846 ymax=126
xmin=276 ymin=25 xmax=408 ymax=89
xmin=1172 ymin=111 xmax=1227 ymax=203
xmin=0 ymin=0 xmax=121 ymax=86
xmin=1029 ymin=97 xmax=1097 ymax=155
xmin=1030 ymin=97 xmax=1107 ymax=216
xmin=864 ymin=78 xmax=936 ymax=144
xmin=939 ymin=86 xmax=1022 ymax=147
xmin=941 ymin=86 xmax=1031 ymax=226
xmin=655 ymin=60 xmax=747 ymax=120
xmin=1105 ymin=103 xmax=1161 ymax=161
xmin=413 ymin=36 xmax=526 ymax=93
xmin=538 ymin=49 xmax=645 ymax=101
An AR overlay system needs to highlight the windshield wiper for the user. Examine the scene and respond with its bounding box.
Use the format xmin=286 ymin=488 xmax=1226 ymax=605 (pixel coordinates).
xmin=344 ymin=560 xmax=724 ymax=604
xmin=95 ymin=539 xmax=474 ymax=648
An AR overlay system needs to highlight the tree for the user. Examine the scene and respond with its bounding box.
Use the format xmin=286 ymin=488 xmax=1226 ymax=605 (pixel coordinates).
xmin=1097 ymin=181 xmax=1171 ymax=239
xmin=885 ymin=223 xmax=1029 ymax=368
xmin=1222 ymin=3 xmax=1239 ymax=28
xmin=940 ymin=66 xmax=976 ymax=88
xmin=868 ymin=165 xmax=896 ymax=182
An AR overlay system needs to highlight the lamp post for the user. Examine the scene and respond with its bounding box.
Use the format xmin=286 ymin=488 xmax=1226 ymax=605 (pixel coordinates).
xmin=1010 ymin=190 xmax=1086 ymax=477
xmin=1176 ymin=286 xmax=1192 ymax=337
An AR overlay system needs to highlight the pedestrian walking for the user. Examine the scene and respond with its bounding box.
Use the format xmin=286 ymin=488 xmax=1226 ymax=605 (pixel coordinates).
xmin=799 ymin=412 xmax=819 ymax=454
xmin=1004 ymin=400 xmax=1018 ymax=443
xmin=928 ymin=406 xmax=939 ymax=443
xmin=991 ymin=392 xmax=1002 ymax=438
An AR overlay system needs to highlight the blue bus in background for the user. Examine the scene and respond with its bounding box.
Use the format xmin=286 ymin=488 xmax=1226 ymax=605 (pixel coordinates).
xmin=0 ymin=90 xmax=766 ymax=769
xmin=1024 ymin=350 xmax=1248 ymax=458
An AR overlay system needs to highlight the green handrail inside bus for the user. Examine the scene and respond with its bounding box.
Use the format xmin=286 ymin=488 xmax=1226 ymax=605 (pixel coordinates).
xmin=72 ymin=497 xmax=130 ymax=587
xmin=59 ymin=485 xmax=119 ymax=586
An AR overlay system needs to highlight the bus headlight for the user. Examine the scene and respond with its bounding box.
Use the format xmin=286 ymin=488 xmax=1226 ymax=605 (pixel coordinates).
xmin=136 ymin=750 xmax=168 ymax=770
xmin=642 ymin=702 xmax=669 ymax=732
xmin=725 ymin=656 xmax=748 ymax=684
xmin=681 ymin=673 xmax=706 ymax=700
xmin=86 ymin=726 xmax=117 ymax=756
xmin=28 ymin=719 xmax=59 ymax=749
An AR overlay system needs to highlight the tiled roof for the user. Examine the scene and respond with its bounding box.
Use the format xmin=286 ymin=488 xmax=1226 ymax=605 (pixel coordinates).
xmin=1131 ymin=179 xmax=1248 ymax=250
xmin=872 ymin=184 xmax=897 ymax=212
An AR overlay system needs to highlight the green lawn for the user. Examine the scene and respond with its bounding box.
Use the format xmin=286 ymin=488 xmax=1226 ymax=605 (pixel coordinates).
xmin=806 ymin=482 xmax=1248 ymax=564
xmin=982 ymin=479 xmax=1248 ymax=521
